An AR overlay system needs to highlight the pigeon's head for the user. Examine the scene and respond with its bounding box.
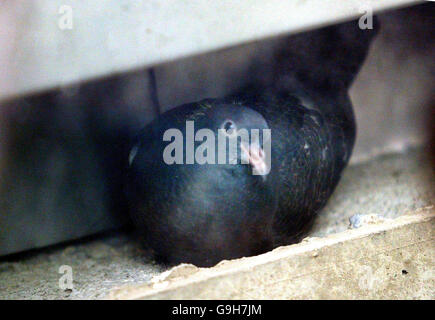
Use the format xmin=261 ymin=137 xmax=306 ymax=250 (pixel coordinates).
xmin=194 ymin=101 xmax=271 ymax=178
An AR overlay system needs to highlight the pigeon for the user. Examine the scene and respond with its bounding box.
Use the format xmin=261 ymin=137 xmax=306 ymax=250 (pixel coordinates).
xmin=126 ymin=19 xmax=379 ymax=267
xmin=127 ymin=102 xmax=278 ymax=266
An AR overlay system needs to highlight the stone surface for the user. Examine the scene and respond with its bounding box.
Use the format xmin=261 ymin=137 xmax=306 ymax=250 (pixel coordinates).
xmin=109 ymin=209 xmax=435 ymax=300
xmin=0 ymin=148 xmax=433 ymax=299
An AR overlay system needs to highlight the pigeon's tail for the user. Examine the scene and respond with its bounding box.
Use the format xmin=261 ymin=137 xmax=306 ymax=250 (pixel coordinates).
xmin=272 ymin=16 xmax=380 ymax=93
xmin=330 ymin=15 xmax=380 ymax=89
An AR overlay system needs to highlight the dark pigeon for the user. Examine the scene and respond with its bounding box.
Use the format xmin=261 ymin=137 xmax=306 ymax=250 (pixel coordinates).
xmin=127 ymin=103 xmax=277 ymax=266
xmin=126 ymin=19 xmax=379 ymax=267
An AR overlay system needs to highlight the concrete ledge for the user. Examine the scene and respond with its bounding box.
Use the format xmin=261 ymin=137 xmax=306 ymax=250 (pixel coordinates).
xmin=0 ymin=0 xmax=422 ymax=101
xmin=108 ymin=207 xmax=434 ymax=299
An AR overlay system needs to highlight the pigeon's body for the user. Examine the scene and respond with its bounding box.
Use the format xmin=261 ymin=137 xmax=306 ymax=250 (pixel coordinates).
xmin=127 ymin=90 xmax=353 ymax=266
xmin=127 ymin=103 xmax=277 ymax=266
xmin=126 ymin=20 xmax=378 ymax=267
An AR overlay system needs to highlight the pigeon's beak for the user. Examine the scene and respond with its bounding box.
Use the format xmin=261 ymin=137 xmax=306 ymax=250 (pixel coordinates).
xmin=240 ymin=142 xmax=269 ymax=180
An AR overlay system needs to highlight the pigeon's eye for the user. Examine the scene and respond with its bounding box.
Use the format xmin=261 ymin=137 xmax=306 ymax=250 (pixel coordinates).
xmin=222 ymin=120 xmax=236 ymax=136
